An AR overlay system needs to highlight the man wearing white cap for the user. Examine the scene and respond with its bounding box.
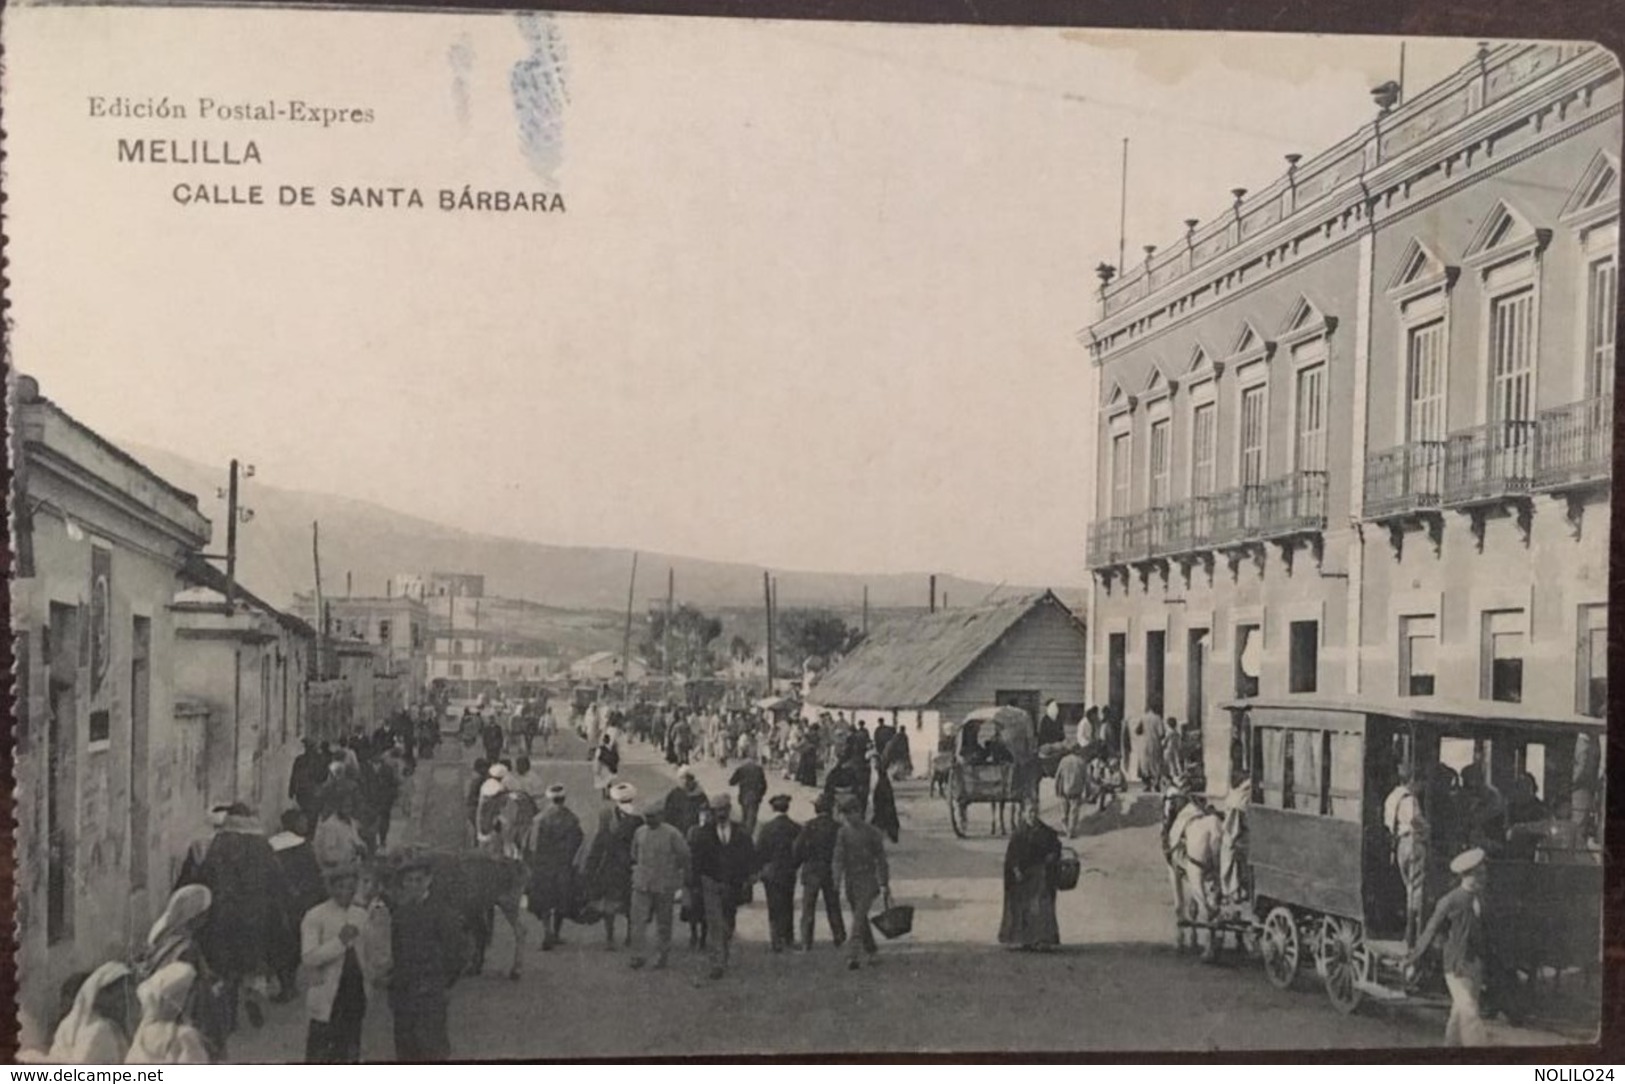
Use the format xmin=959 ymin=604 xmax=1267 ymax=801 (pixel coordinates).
xmin=579 ymin=781 xmax=641 ymax=948
xmin=1409 ymin=847 xmax=1490 ymax=1046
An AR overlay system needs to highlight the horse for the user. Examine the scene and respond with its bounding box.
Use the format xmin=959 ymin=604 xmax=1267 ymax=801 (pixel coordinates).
xmin=375 ymin=844 xmax=530 ymax=981
xmin=1161 ymin=785 xmax=1225 ymax=961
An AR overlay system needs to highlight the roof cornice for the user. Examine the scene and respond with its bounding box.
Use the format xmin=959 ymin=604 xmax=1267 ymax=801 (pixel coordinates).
xmin=1081 ymin=45 xmax=1619 ymax=366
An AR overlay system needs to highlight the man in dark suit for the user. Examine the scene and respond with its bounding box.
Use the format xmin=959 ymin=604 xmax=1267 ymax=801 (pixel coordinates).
xmin=689 ymin=792 xmax=757 ymax=980
xmin=754 ymin=794 xmax=801 ymax=952
xmin=792 ymin=794 xmax=846 ymax=951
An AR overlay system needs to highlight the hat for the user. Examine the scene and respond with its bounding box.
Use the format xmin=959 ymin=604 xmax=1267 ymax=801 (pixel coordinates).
xmin=609 ymin=781 xmax=637 ymax=803
xmin=708 ymin=792 xmax=732 ymax=811
xmin=546 ymin=783 xmax=567 ymax=801
xmin=1450 ymin=848 xmax=1486 ymax=876
xmin=677 ymin=766 xmax=695 ymax=780
xmin=813 ymin=794 xmax=833 ymax=814
xmin=768 ymin=794 xmax=792 ymax=812
xmin=480 ymin=778 xmax=505 ymax=798
xmin=642 ymin=799 xmax=666 ymax=818
xmin=398 ymin=853 xmax=433 ymax=876
xmin=488 ymin=764 xmax=509 ymax=780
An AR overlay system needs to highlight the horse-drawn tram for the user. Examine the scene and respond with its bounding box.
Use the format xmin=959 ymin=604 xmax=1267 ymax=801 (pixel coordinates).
xmin=1169 ymin=697 xmax=1603 ymax=1023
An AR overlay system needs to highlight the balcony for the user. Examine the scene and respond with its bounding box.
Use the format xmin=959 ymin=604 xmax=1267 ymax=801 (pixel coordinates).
xmin=1086 ymin=516 xmax=1132 ymax=568
xmin=1534 ymin=394 xmax=1612 ymax=492
xmin=1258 ymin=470 xmax=1329 ymax=535
xmin=1364 ymin=441 xmax=1446 ymax=519
xmin=1441 ymin=420 xmax=1538 ymax=506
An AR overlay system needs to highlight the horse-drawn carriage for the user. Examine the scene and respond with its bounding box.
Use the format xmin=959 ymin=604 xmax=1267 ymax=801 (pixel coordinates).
xmin=1165 ymin=697 xmax=1604 ymax=1023
xmin=943 ymin=705 xmax=1043 ymax=837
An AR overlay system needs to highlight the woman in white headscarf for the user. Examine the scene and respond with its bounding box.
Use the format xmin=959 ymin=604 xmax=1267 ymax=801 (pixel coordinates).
xmin=49 ymin=962 xmax=135 ymax=1064
xmin=139 ymin=885 xmax=228 ymax=1059
xmin=126 ymin=963 xmax=211 ymax=1065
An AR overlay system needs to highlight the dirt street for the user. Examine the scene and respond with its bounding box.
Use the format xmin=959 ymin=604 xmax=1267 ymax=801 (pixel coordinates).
xmin=230 ymin=728 xmax=1528 ymax=1059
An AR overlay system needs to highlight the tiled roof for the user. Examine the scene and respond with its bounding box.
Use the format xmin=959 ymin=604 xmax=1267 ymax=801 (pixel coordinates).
xmin=809 ymin=590 xmax=1078 ymax=709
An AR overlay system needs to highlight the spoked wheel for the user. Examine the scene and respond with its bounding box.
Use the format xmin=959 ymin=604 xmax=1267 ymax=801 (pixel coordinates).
xmin=1319 ymin=916 xmax=1369 ymax=1015
xmin=947 ymin=778 xmax=969 ymax=838
xmin=1260 ymin=906 xmax=1301 ymax=990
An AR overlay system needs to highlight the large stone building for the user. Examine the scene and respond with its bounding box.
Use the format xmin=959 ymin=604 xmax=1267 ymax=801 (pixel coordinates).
xmin=290 ymin=591 xmax=430 ymax=694
xmin=1082 ymin=43 xmax=1617 ymax=795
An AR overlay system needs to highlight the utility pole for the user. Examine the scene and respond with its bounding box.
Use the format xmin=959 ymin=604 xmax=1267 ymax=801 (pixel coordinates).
xmin=225 ymin=459 xmax=240 ymax=611
xmin=929 ymin=574 xmax=937 ymax=614
xmin=621 ymin=552 xmax=639 ymax=703
xmin=312 ymin=521 xmax=325 ymax=678
xmin=763 ymin=570 xmax=775 ymax=694
xmin=1118 ymin=138 xmax=1130 ymax=277
xmin=862 ymin=585 xmax=869 ymax=635
xmin=664 ymin=566 xmax=674 ymax=685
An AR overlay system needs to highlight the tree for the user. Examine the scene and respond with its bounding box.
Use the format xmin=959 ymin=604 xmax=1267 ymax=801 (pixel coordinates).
xmin=777 ymin=609 xmax=859 ymax=670
xmin=641 ymin=604 xmax=725 ymax=677
xmin=729 ymin=635 xmax=753 ymax=664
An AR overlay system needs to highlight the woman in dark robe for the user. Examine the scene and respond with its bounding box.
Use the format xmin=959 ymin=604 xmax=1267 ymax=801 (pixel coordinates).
xmin=871 ymin=769 xmax=900 ymax=843
xmin=794 ymin=733 xmax=820 ymax=788
xmin=882 ymin=727 xmax=913 ymax=781
xmin=998 ymin=803 xmax=1061 ymax=951
xmin=526 ymin=787 xmax=585 ymax=949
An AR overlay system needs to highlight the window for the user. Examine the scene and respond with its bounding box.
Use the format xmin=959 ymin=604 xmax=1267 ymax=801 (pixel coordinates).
xmin=1110 ymin=432 xmax=1132 ymax=517
xmin=1579 ymin=604 xmax=1607 ymax=717
xmin=1406 ymin=319 xmax=1446 ymax=442
xmin=1400 ymin=615 xmax=1437 ymax=697
xmin=1586 ymin=256 xmax=1616 ymax=400
xmin=1234 ymin=624 xmax=1261 ymax=699
xmin=450 ymin=663 xmax=464 ymax=678
xmin=1145 ymin=630 xmax=1166 ymax=715
xmin=1255 ymin=726 xmax=1286 ymax=808
xmin=1191 ymin=403 xmax=1217 ymax=497
xmin=130 ymin=616 xmax=151 ymax=891
xmin=1290 ymin=729 xmax=1322 ymax=814
xmin=378 ymin=619 xmax=392 ymax=645
xmin=1107 ymin=633 xmax=1127 ymax=720
xmin=1482 ymin=610 xmax=1525 ymax=703
xmin=1327 ymin=731 xmax=1362 ymax=820
xmin=1489 ymin=287 xmax=1535 ymax=425
xmin=1288 ymin=620 xmax=1318 ymax=694
xmin=1239 ymin=385 xmax=1266 ymax=485
xmin=1149 ymin=419 xmax=1171 ymax=508
xmin=1293 ymin=349 xmax=1327 ymax=472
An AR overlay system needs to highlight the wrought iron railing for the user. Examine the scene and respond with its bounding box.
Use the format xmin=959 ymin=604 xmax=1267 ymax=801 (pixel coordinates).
xmin=1442 ymin=420 xmax=1538 ymax=505
xmin=1086 ymin=516 xmax=1132 ymax=567
xmin=1534 ymin=394 xmax=1612 ymax=490
xmin=1209 ymin=483 xmax=1266 ymax=544
xmin=1364 ymin=441 xmax=1446 ymax=519
xmin=1259 ymin=471 xmax=1329 ymax=535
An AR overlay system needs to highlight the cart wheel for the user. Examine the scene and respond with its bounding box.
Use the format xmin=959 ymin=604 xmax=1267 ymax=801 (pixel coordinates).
xmin=947 ymin=784 xmax=968 ymax=838
xmin=1260 ymin=906 xmax=1300 ymax=990
xmin=1319 ymin=916 xmax=1368 ymax=1015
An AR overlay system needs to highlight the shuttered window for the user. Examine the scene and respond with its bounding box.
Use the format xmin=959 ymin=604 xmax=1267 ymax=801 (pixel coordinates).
xmin=1110 ymin=432 xmax=1132 ymax=517
xmin=1587 ymin=256 xmax=1617 ymax=401
xmin=1191 ymin=403 xmax=1217 ymax=497
xmin=1239 ymin=385 xmax=1266 ymax=485
xmin=1489 ymin=288 xmax=1534 ymax=425
xmin=1294 ymin=362 xmax=1327 ymax=472
xmin=1149 ymin=419 xmax=1171 ymax=508
xmin=1406 ymin=319 xmax=1446 ymax=441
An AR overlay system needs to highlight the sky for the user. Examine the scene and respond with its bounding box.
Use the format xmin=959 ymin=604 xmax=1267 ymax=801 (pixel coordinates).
xmin=4 ymin=8 xmax=1483 ymax=585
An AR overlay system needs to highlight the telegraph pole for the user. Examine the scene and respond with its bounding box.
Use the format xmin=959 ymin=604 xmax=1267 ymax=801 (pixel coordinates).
xmin=663 ymin=566 xmax=674 ymax=685
xmin=621 ymin=553 xmax=639 ymax=702
xmin=763 ymin=570 xmax=775 ymax=694
xmin=225 ymin=459 xmax=240 ymax=610
xmin=312 ymin=521 xmax=326 ymax=677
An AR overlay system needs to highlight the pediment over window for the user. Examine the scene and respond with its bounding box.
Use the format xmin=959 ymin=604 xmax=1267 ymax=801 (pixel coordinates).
xmin=1184 ymin=342 xmax=1223 ymax=383
xmin=1142 ymin=361 xmax=1178 ymax=403
xmin=1463 ymin=199 xmax=1551 ymax=273
xmin=1227 ymin=321 xmax=1275 ymax=365
xmin=1386 ymin=237 xmax=1459 ymax=300
xmin=1277 ymin=295 xmax=1338 ymax=344
xmin=1103 ymin=380 xmax=1137 ymax=415
xmin=1559 ymin=151 xmax=1620 ymax=231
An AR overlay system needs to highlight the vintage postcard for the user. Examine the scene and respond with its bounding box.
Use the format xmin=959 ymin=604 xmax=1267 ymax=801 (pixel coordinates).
xmin=2 ymin=4 xmax=1615 ymax=1062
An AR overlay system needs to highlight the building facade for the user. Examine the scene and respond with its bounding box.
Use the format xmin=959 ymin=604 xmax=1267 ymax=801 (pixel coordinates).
xmin=290 ymin=592 xmax=430 ymax=694
xmin=10 ymin=376 xmax=305 ymax=1024
xmin=1082 ymin=43 xmax=1618 ymax=795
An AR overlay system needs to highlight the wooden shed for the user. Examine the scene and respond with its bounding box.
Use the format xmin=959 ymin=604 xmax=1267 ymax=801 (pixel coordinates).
xmin=807 ymin=590 xmax=1087 ymax=739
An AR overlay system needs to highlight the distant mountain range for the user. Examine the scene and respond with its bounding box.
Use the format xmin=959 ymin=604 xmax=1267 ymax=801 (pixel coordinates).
xmin=125 ymin=443 xmax=1063 ymax=615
